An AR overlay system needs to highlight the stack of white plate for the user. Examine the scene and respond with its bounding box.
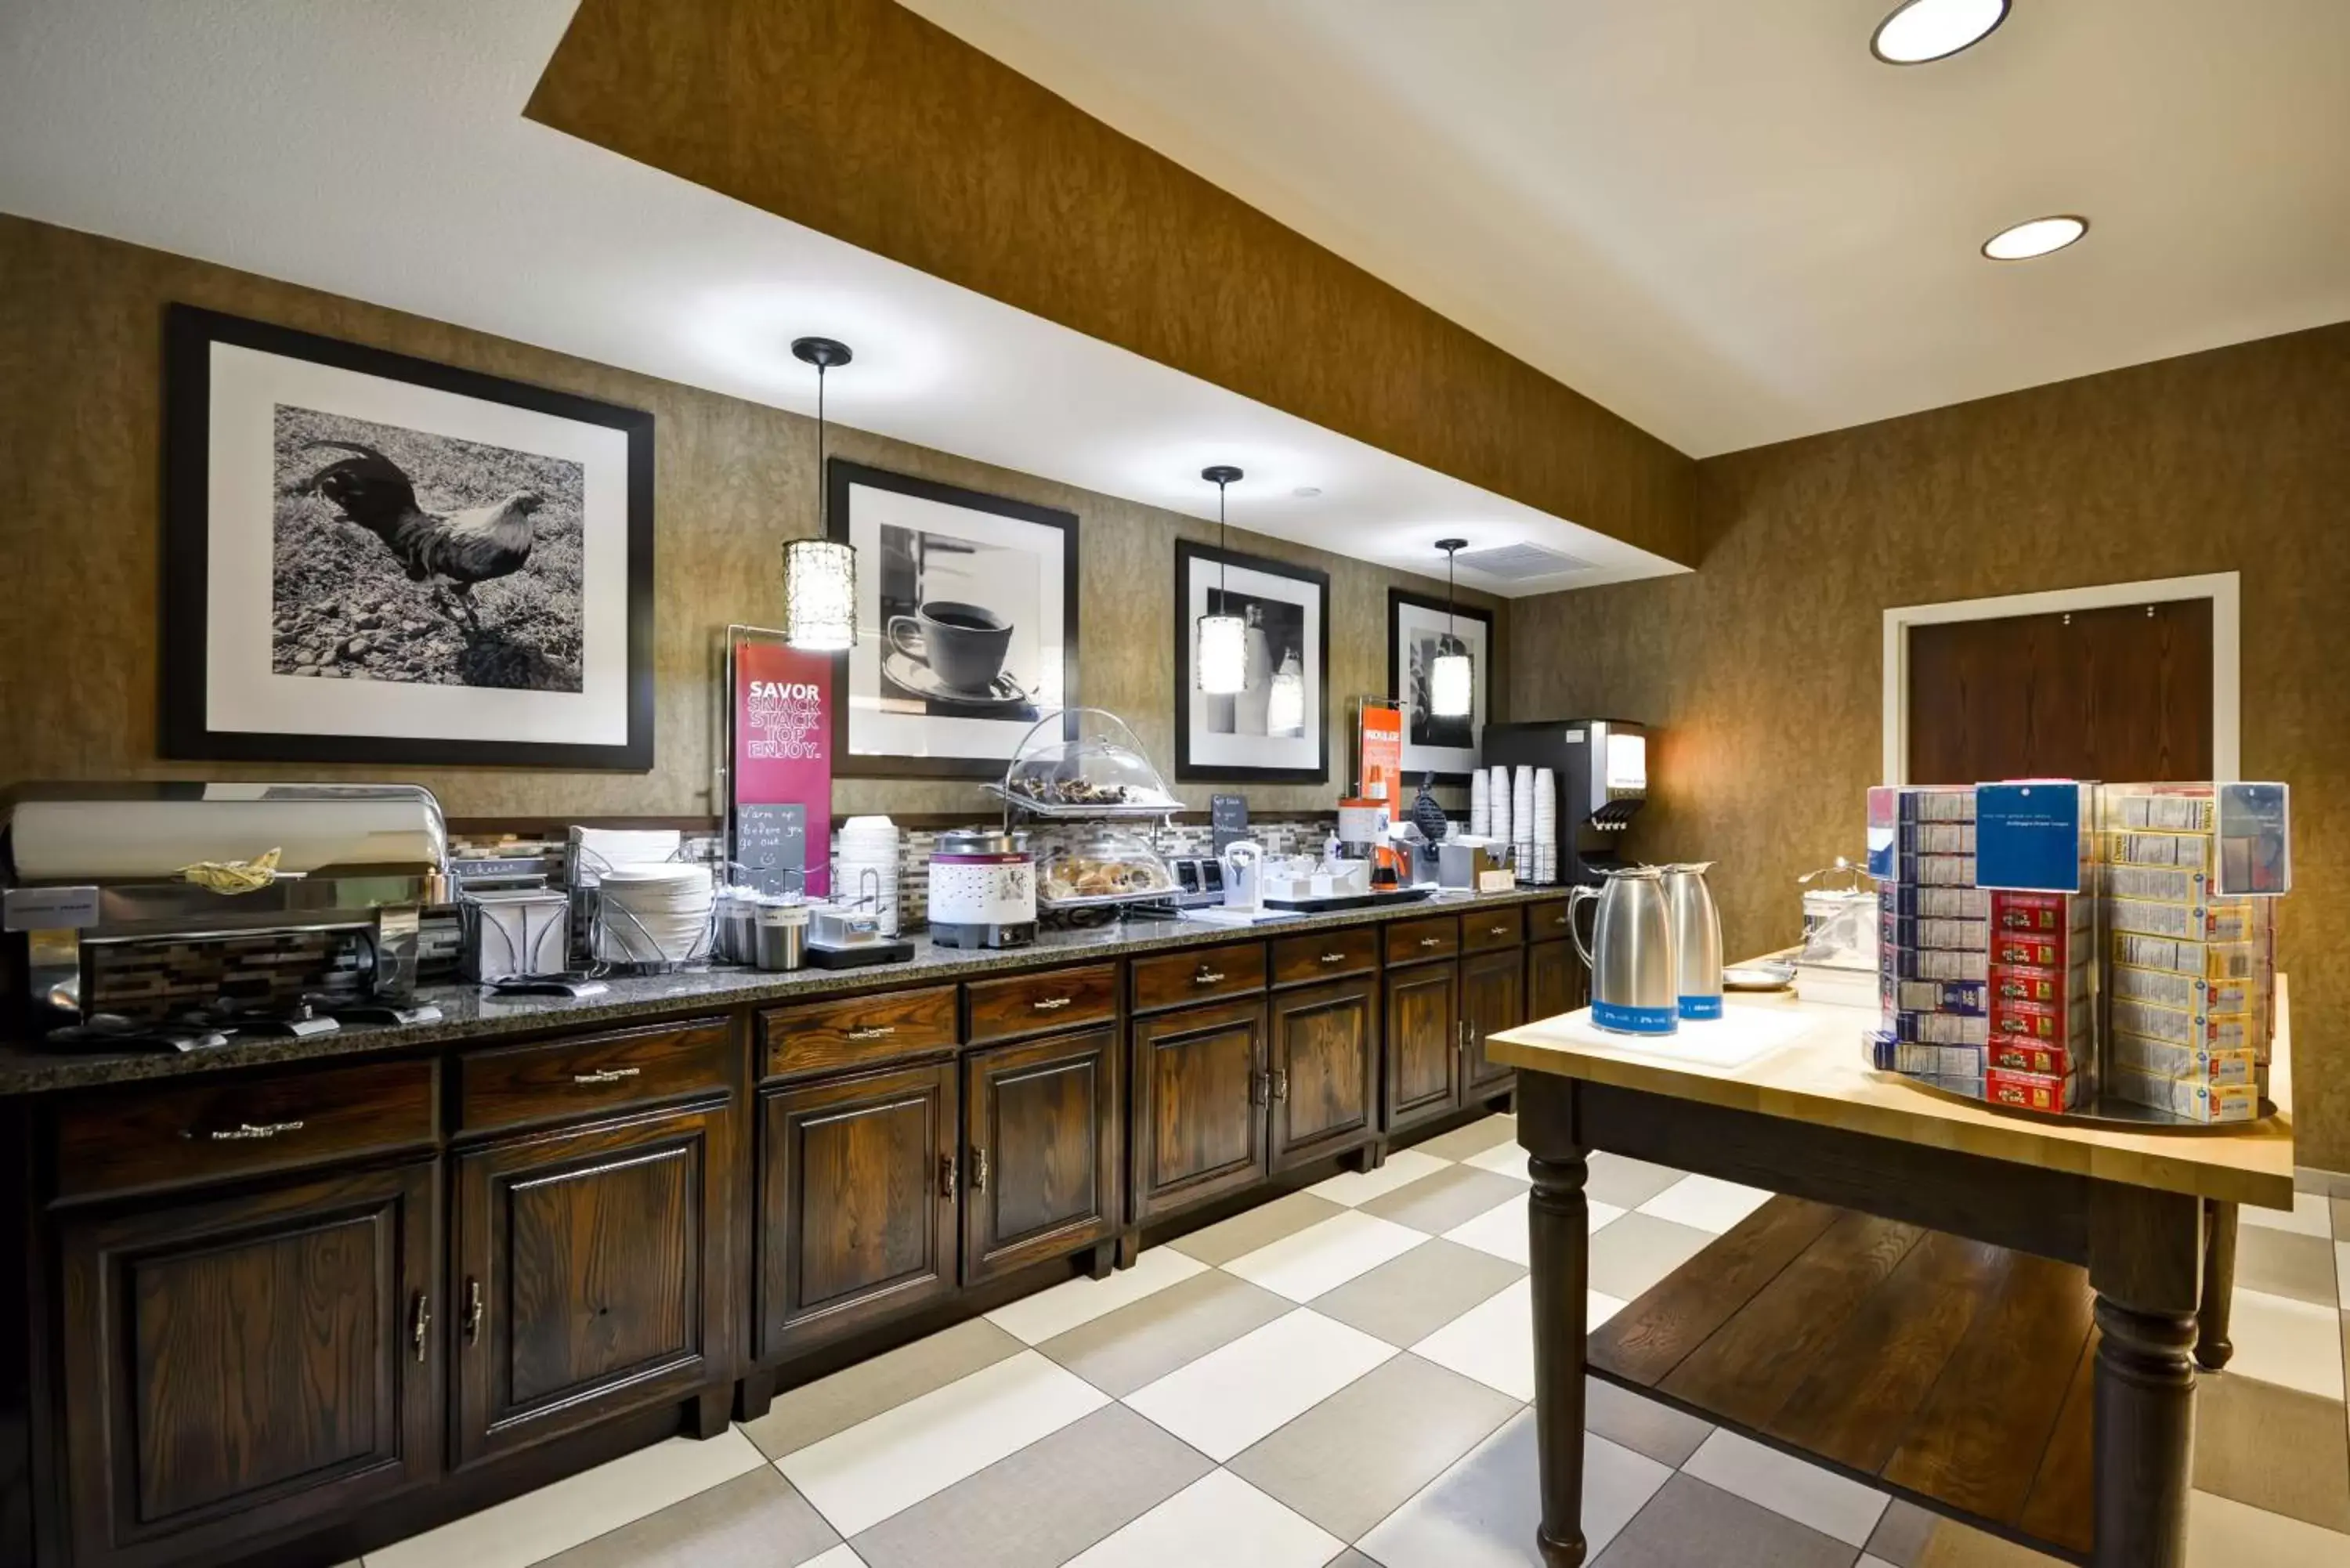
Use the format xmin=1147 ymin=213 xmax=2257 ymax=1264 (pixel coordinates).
xmin=1469 ymin=771 xmax=1490 ymax=838
xmin=1534 ymin=767 xmax=1558 ymax=883
xmin=833 ymin=816 xmax=902 ymax=936
xmin=1488 ymin=765 xmax=1513 ymax=854
xmin=1513 ymin=767 xmax=1536 ymax=876
xmin=597 ymin=863 xmax=714 ymax=963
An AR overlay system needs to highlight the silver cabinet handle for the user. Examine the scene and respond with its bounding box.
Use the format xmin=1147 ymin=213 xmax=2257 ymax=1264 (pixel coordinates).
xmin=464 ymin=1278 xmax=485 ymax=1343
xmin=1419 ymin=937 xmax=1443 ymax=948
xmin=573 ymin=1066 xmax=642 ymax=1086
xmin=203 ymin=1119 xmax=305 ymax=1142
xmin=1032 ymin=996 xmax=1074 ymax=1011
xmin=1194 ymin=970 xmax=1225 ymax=985
xmin=411 ymin=1292 xmax=432 ymax=1364
xmin=1320 ymin=952 xmax=1347 ymax=963
xmin=1489 ymin=925 xmax=1509 ymax=936
xmin=848 ymin=1025 xmax=898 ymax=1041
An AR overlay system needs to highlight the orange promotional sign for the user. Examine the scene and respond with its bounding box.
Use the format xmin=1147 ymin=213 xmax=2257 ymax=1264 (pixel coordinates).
xmin=1358 ymin=703 xmax=1403 ymax=821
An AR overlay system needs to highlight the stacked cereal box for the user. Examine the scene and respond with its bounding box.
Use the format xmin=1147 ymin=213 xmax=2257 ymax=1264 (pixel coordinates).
xmin=2099 ymin=786 xmax=2275 ymax=1123
xmin=1983 ymin=890 xmax=2095 ymax=1112
xmin=1867 ymin=786 xmax=1990 ymax=1097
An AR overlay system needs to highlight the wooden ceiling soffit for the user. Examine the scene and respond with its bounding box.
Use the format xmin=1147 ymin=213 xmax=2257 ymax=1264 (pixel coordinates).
xmin=526 ymin=0 xmax=1696 ymax=566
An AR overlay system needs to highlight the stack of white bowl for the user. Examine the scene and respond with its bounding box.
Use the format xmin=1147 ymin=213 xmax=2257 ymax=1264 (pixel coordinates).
xmin=597 ymin=863 xmax=714 ymax=963
xmin=1534 ymin=767 xmax=1558 ymax=883
xmin=833 ymin=816 xmax=902 ymax=937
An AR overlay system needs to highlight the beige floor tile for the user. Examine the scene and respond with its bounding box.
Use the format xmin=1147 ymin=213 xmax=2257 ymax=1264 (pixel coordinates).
xmin=1862 ymin=1498 xmax=1941 ymax=1566
xmin=1227 ymin=1351 xmax=1519 ymax=1541
xmin=2228 ymin=1288 xmax=2347 ymax=1400
xmin=2333 ymin=1196 xmax=2350 ymax=1241
xmin=535 ymin=1469 xmax=839 ymax=1568
xmin=2187 ymin=1487 xmax=2350 ymax=1566
xmin=2195 ymin=1372 xmax=2350 ymax=1532
xmin=742 ymin=1317 xmax=1023 ymax=1461
xmin=1038 ymin=1268 xmax=1292 ymax=1396
xmin=1358 ymin=1164 xmax=1531 ymax=1235
xmin=1584 ymin=1375 xmax=1713 ymax=1469
xmin=1310 ymin=1236 xmax=1526 ymax=1348
xmin=1412 ymin=1114 xmax=1518 ymax=1162
xmin=1584 ymin=1151 xmax=1690 ymax=1211
xmin=1307 ymin=1147 xmax=1452 ymax=1208
xmin=1168 ymin=1190 xmax=1347 ymax=1266
xmin=1588 ymin=1472 xmax=1857 ymax=1568
xmin=2246 ymin=1191 xmax=2335 ymax=1239
xmin=1914 ymin=1519 xmax=2066 ymax=1566
xmin=2238 ymin=1224 xmax=2343 ymax=1306
xmin=1586 ymin=1212 xmax=1719 ymax=1302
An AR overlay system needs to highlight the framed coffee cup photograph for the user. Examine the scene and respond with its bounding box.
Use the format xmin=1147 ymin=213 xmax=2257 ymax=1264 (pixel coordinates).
xmin=829 ymin=459 xmax=1079 ymax=777
xmin=1173 ymin=540 xmax=1329 ymax=783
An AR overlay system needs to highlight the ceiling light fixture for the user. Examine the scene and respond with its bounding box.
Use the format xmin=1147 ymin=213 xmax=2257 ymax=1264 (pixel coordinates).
xmin=1195 ymin=466 xmax=1248 ymax=695
xmin=1871 ymin=0 xmax=2009 ymax=64
xmin=781 ymin=336 xmax=857 ymax=651
xmin=1428 ymin=539 xmax=1473 ymax=720
xmin=1981 ymin=215 xmax=2088 ymax=261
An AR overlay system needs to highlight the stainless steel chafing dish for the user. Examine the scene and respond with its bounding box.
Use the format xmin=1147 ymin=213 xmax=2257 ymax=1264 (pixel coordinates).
xmin=2 ymin=782 xmax=450 ymax=1034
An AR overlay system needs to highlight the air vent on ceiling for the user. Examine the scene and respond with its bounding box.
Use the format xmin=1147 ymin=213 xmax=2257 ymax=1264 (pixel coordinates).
xmin=1452 ymin=541 xmax=1596 ymax=581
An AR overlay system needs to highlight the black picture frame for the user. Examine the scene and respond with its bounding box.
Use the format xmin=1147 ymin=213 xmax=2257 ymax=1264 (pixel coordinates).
xmin=826 ymin=458 xmax=1081 ymax=779
xmin=1387 ymin=587 xmax=1493 ymax=785
xmin=161 ymin=303 xmax=656 ymax=769
xmin=1173 ymin=540 xmax=1332 ymax=783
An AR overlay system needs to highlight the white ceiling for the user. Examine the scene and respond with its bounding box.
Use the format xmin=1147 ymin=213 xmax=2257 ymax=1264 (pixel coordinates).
xmin=0 ymin=1 xmax=1679 ymax=597
xmin=904 ymin=0 xmax=2350 ymax=457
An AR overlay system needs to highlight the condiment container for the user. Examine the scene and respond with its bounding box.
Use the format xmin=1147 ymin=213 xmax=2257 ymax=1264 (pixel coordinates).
xmin=755 ymin=898 xmax=809 ymax=972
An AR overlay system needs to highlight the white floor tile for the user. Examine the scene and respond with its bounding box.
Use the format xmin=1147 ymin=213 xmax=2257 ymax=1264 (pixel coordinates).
xmin=2335 ymin=1241 xmax=2348 ymax=1310
xmin=1307 ymin=1148 xmax=1451 ymax=1206
xmin=1065 ymin=1469 xmax=1343 ymax=1568
xmin=2243 ymin=1191 xmax=2334 ymax=1238
xmin=1123 ymin=1309 xmax=1397 ymax=1461
xmin=802 ymin=1548 xmax=867 ymax=1568
xmin=1224 ymin=1209 xmax=1430 ymax=1302
xmin=367 ymin=1430 xmax=765 ymax=1568
xmin=1590 ymin=1290 xmax=1628 ymax=1328
xmin=1358 ymin=1410 xmax=1668 ymax=1567
xmin=1683 ymin=1429 xmax=1890 ymax=1546
xmin=1636 ymin=1173 xmax=1774 ymax=1235
xmin=1413 ymin=1276 xmax=1535 ymax=1401
xmin=985 ymin=1245 xmax=1206 ymax=1345
xmin=1442 ymin=1190 xmax=1622 ymax=1267
xmin=1462 ymin=1141 xmax=1531 ymax=1181
xmin=2225 ymin=1288 xmax=2346 ymax=1400
xmin=779 ymin=1349 xmax=1107 ymax=1536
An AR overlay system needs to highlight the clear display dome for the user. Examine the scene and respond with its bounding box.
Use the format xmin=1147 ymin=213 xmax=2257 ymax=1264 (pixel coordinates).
xmin=989 ymin=708 xmax=1181 ymax=816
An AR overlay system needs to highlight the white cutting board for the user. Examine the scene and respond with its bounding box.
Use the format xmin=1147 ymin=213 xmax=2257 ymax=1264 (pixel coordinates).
xmin=1553 ymin=1006 xmax=1815 ymax=1071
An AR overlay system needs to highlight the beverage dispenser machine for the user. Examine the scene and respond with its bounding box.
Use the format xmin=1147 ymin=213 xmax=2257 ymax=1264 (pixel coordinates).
xmin=1480 ymin=718 xmax=1650 ymax=884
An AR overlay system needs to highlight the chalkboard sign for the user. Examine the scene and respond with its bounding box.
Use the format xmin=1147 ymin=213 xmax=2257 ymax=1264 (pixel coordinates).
xmin=735 ymin=803 xmax=807 ymax=896
xmin=1211 ymin=793 xmax=1249 ymax=853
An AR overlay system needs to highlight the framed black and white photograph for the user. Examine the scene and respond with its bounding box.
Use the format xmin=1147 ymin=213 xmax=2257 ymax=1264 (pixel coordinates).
xmin=162 ymin=305 xmax=654 ymax=768
xmin=830 ymin=460 xmax=1078 ymax=778
xmin=1389 ymin=587 xmax=1491 ymax=782
xmin=1174 ymin=541 xmax=1329 ymax=782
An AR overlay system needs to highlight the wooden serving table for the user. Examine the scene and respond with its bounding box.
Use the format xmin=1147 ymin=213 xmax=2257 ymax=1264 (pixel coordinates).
xmin=1485 ymin=980 xmax=2297 ymax=1568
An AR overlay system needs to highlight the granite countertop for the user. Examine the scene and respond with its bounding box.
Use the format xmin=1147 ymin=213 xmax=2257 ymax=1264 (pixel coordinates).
xmin=0 ymin=887 xmax=1567 ymax=1096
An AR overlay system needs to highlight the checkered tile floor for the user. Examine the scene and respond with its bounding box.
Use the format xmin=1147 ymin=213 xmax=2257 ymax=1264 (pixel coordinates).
xmin=356 ymin=1118 xmax=2350 ymax=1568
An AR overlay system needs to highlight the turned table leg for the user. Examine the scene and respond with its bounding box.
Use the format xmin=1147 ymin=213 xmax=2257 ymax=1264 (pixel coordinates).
xmin=2089 ymin=1187 xmax=2204 ymax=1568
xmin=2195 ymin=1198 xmax=2237 ymax=1372
xmin=1520 ymin=1075 xmax=1589 ymax=1568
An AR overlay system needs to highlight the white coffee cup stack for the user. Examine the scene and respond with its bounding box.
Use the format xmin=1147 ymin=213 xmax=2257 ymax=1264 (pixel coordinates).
xmin=1533 ymin=767 xmax=1558 ymax=883
xmin=1470 ymin=769 xmax=1490 ymax=838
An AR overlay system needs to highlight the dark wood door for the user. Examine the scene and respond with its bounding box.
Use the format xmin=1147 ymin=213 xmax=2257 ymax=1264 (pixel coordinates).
xmin=455 ymin=1101 xmax=733 ymax=1466
xmin=963 ymin=1028 xmax=1121 ymax=1283
xmin=57 ymin=1162 xmax=439 ymax=1568
xmin=1129 ymin=999 xmax=1268 ymax=1223
xmin=757 ymin=1061 xmax=958 ymax=1358
xmin=1267 ymin=977 xmax=1380 ymax=1172
xmin=1383 ymin=961 xmax=1462 ymax=1133
xmin=1528 ymin=938 xmax=1587 ymax=1024
xmin=1460 ymin=946 xmax=1524 ymax=1097
xmin=1906 ymin=598 xmax=2212 ymax=784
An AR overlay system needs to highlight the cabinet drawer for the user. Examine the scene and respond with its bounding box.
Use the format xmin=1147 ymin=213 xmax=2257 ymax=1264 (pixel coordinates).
xmin=1384 ymin=916 xmax=1461 ymax=966
xmin=1131 ymin=941 xmax=1267 ymax=1013
xmin=457 ymin=1017 xmax=732 ymax=1136
xmin=967 ymin=963 xmax=1120 ymax=1045
xmin=1271 ymin=927 xmax=1379 ymax=987
xmin=52 ymin=1057 xmax=439 ymax=1203
xmin=1462 ymin=906 xmax=1525 ymax=952
xmin=1528 ymin=898 xmax=1574 ymax=941
xmin=761 ymin=985 xmax=960 ymax=1081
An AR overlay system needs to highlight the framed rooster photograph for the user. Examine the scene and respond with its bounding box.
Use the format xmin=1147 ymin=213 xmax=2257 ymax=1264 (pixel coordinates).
xmin=161 ymin=305 xmax=655 ymax=768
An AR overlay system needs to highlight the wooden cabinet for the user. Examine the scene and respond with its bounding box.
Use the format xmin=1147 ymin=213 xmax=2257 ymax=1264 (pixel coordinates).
xmin=1383 ymin=960 xmax=1462 ymax=1134
xmin=454 ymin=1100 xmax=734 ymax=1466
xmin=962 ymin=1028 xmax=1121 ymax=1281
xmin=1128 ymin=999 xmax=1268 ymax=1222
xmin=56 ymin=1161 xmax=440 ymax=1568
xmin=967 ymin=965 xmax=1120 ymax=1046
xmin=757 ymin=1061 xmax=959 ymax=1358
xmin=1267 ymin=978 xmax=1380 ymax=1172
xmin=1460 ymin=946 xmax=1525 ymax=1097
xmin=1528 ymin=938 xmax=1587 ymax=1024
xmin=1131 ymin=942 xmax=1267 ymax=1014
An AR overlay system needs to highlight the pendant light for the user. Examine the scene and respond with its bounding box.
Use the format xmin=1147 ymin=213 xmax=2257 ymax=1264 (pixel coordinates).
xmin=782 ymin=335 xmax=856 ymax=652
xmin=1429 ymin=538 xmax=1473 ymax=719
xmin=1195 ymin=465 xmax=1247 ymax=695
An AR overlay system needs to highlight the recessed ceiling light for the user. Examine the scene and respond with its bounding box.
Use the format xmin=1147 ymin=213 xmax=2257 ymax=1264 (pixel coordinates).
xmin=1292 ymin=485 xmax=1321 ymax=498
xmin=1981 ymin=215 xmax=2088 ymax=261
xmin=1871 ymin=0 xmax=2010 ymax=64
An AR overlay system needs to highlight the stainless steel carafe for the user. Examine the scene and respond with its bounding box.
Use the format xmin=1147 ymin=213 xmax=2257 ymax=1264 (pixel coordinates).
xmin=1663 ymin=863 xmax=1723 ymax=1020
xmin=1567 ymin=866 xmax=1679 ymax=1035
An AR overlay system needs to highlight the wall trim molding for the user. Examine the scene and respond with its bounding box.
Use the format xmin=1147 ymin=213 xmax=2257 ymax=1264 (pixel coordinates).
xmin=1881 ymin=572 xmax=2242 ymax=785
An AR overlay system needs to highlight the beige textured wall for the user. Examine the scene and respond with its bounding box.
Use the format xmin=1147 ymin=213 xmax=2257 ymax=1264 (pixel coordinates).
xmin=1509 ymin=323 xmax=2350 ymax=1168
xmin=0 ymin=215 xmax=1502 ymax=822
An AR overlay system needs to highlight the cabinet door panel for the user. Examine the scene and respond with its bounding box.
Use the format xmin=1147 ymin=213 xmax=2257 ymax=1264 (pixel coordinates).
xmin=964 ymin=1028 xmax=1120 ymax=1281
xmin=1383 ymin=962 xmax=1461 ymax=1133
xmin=60 ymin=1162 xmax=438 ymax=1568
xmin=1269 ymin=979 xmax=1379 ymax=1172
xmin=1528 ymin=938 xmax=1587 ymax=1024
xmin=1461 ymin=947 xmax=1525 ymax=1096
xmin=1129 ymin=999 xmax=1267 ymax=1222
xmin=457 ymin=1102 xmax=730 ymax=1466
xmin=759 ymin=1062 xmax=957 ymax=1357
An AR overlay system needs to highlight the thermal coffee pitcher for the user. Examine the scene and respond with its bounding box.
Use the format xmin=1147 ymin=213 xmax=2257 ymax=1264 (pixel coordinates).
xmin=1663 ymin=862 xmax=1724 ymax=1021
xmin=1567 ymin=866 xmax=1679 ymax=1035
